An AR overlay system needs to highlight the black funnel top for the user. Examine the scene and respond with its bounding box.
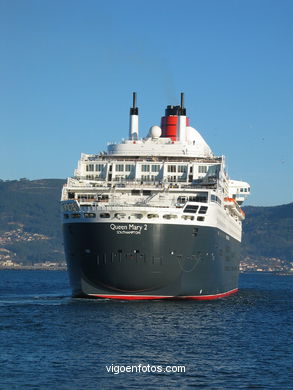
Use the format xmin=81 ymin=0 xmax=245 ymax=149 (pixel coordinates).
xmin=130 ymin=92 xmax=138 ymax=115
xmin=164 ymin=93 xmax=186 ymax=116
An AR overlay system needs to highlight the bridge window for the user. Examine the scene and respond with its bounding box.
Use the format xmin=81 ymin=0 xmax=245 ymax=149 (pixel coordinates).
xmin=178 ymin=165 xmax=187 ymax=173
xmin=141 ymin=165 xmax=150 ymax=172
xmin=183 ymin=205 xmax=199 ymax=213
xmin=211 ymin=195 xmax=221 ymax=205
xmin=178 ymin=196 xmax=187 ymax=202
xmin=199 ymin=206 xmax=208 ymax=214
xmin=125 ymin=164 xmax=134 ymax=171
xmin=143 ymin=190 xmax=151 ymax=196
xmin=151 ymin=165 xmax=160 ymax=172
xmin=115 ymin=164 xmax=124 ymax=172
xmin=141 ymin=175 xmax=151 ymax=181
xmin=168 ymin=165 xmax=176 ymax=173
xmin=97 ymin=195 xmax=109 ymax=202
xmin=198 ymin=165 xmax=207 ymax=173
xmin=189 ymin=192 xmax=208 ymax=203
xmin=95 ymin=164 xmax=104 ymax=171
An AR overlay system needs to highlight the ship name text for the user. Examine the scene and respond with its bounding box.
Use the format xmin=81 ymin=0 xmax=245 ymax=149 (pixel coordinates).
xmin=109 ymin=223 xmax=147 ymax=235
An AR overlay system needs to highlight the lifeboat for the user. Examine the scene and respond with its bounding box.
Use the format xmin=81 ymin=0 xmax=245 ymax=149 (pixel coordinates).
xmin=224 ymin=197 xmax=245 ymax=220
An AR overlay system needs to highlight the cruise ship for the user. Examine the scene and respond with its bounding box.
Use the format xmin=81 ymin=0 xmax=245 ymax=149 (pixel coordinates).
xmin=61 ymin=93 xmax=250 ymax=300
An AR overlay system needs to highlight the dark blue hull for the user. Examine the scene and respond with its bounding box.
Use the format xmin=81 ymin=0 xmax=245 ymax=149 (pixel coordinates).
xmin=63 ymin=222 xmax=240 ymax=300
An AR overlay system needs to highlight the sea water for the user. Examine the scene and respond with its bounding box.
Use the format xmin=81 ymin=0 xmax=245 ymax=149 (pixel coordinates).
xmin=0 ymin=270 xmax=292 ymax=389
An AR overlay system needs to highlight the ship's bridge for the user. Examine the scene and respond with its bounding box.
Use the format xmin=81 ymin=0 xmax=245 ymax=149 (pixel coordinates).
xmin=228 ymin=180 xmax=251 ymax=205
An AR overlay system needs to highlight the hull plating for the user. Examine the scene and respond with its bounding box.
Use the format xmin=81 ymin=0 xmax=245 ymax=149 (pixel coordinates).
xmin=63 ymin=221 xmax=240 ymax=300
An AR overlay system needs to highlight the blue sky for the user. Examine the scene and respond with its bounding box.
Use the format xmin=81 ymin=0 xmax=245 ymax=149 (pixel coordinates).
xmin=0 ymin=0 xmax=292 ymax=206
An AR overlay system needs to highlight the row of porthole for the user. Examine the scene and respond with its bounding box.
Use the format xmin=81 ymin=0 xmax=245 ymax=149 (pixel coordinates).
xmin=64 ymin=212 xmax=205 ymax=222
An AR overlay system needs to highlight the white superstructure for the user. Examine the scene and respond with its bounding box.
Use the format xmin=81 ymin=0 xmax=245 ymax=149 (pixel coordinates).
xmin=61 ymin=93 xmax=250 ymax=242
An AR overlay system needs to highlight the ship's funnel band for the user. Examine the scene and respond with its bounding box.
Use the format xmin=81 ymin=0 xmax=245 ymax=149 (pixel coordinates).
xmin=130 ymin=107 xmax=138 ymax=115
xmin=160 ymin=115 xmax=189 ymax=141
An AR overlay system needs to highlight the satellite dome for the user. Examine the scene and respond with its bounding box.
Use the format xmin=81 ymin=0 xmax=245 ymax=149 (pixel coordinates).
xmin=149 ymin=125 xmax=162 ymax=139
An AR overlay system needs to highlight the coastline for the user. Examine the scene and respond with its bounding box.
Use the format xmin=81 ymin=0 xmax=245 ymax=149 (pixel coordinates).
xmin=0 ymin=264 xmax=67 ymax=271
xmin=0 ymin=264 xmax=292 ymax=275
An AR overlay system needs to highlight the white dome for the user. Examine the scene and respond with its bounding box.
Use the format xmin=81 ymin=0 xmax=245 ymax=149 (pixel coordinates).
xmin=149 ymin=125 xmax=162 ymax=139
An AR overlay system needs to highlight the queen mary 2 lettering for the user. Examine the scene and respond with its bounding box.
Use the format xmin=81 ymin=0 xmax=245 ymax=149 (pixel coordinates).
xmin=61 ymin=93 xmax=250 ymax=300
xmin=109 ymin=223 xmax=146 ymax=234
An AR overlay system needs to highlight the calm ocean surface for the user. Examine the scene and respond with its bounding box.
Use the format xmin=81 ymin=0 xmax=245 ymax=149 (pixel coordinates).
xmin=0 ymin=271 xmax=292 ymax=390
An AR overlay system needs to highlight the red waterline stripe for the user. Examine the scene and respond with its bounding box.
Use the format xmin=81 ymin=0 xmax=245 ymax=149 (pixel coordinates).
xmin=88 ymin=288 xmax=238 ymax=301
xmin=186 ymin=288 xmax=238 ymax=300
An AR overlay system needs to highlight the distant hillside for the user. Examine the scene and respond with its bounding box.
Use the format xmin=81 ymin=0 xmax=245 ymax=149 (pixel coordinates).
xmin=242 ymin=203 xmax=293 ymax=262
xmin=0 ymin=178 xmax=292 ymax=265
xmin=0 ymin=179 xmax=65 ymax=264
